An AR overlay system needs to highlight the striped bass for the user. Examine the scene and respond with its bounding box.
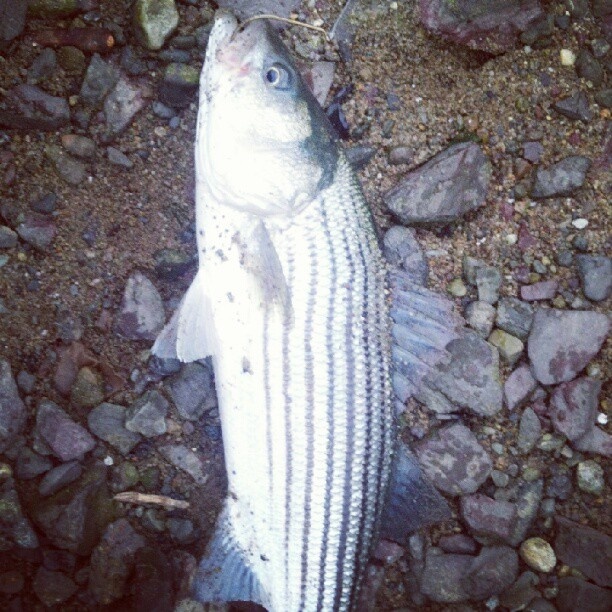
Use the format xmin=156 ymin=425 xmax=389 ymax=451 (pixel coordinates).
xmin=154 ymin=10 xmax=458 ymax=611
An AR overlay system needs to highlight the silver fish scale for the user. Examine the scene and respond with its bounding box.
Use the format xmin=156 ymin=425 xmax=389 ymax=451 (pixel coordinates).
xmin=205 ymin=154 xmax=393 ymax=611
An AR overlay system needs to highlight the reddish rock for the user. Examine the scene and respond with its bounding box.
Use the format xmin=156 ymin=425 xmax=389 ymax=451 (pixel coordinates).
xmin=549 ymin=377 xmax=601 ymax=441
xmin=520 ymin=280 xmax=558 ymax=301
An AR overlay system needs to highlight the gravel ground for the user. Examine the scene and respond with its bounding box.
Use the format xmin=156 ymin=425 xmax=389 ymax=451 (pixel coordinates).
xmin=0 ymin=0 xmax=610 ymax=610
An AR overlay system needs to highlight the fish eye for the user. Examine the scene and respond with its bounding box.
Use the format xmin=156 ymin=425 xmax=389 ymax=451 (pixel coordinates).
xmin=264 ymin=63 xmax=292 ymax=90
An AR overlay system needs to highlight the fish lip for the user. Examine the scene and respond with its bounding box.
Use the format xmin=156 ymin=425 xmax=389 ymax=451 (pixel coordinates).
xmin=208 ymin=9 xmax=239 ymax=57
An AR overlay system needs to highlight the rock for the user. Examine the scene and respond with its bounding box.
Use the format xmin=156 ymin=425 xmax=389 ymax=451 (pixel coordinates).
xmin=555 ymin=517 xmax=612 ymax=587
xmin=44 ymin=145 xmax=87 ymax=185
xmin=307 ymin=60 xmax=335 ymax=106
xmin=0 ymin=0 xmax=27 ymax=47
xmin=496 ymin=297 xmax=534 ymax=340
xmin=15 ymin=447 xmax=52 ymax=480
xmin=550 ymin=377 xmax=601 ymax=442
xmin=461 ymin=494 xmax=517 ymax=543
xmin=504 ymin=364 xmax=537 ymax=410
xmin=0 ymin=225 xmax=17 ymax=248
xmin=70 ymin=366 xmax=104 ymax=408
xmin=107 ymin=146 xmax=133 ymax=168
xmin=557 ymin=576 xmax=612 ymax=612
xmin=28 ymin=0 xmax=98 ymax=18
xmin=89 ymin=518 xmax=146 ymax=604
xmin=576 ymin=255 xmax=612 ymax=301
xmin=0 ymin=488 xmax=39 ymax=549
xmin=531 ymin=155 xmax=591 ymax=198
xmin=57 ymin=45 xmax=86 ymax=73
xmin=134 ymin=0 xmax=179 ymax=50
xmin=488 ymin=329 xmax=524 ymax=366
xmin=414 ymin=423 xmax=492 ymax=496
xmin=461 ymin=546 xmax=518 ymax=600
xmin=160 ymin=444 xmax=207 ymax=484
xmin=520 ymin=280 xmax=558 ymax=301
xmin=552 ymin=91 xmax=592 ymax=122
xmin=509 ymin=479 xmax=543 ymax=546
xmin=528 ymin=309 xmax=609 ymax=385
xmin=31 ymin=193 xmax=58 ymax=215
xmin=517 ymin=407 xmax=541 ymax=453
xmin=0 ymin=84 xmax=70 ymax=130
xmin=27 ymin=48 xmax=57 ymax=85
xmin=111 ymin=461 xmax=139 ymax=491
xmin=522 ymin=140 xmax=544 ymax=163
xmin=115 ymin=271 xmax=165 ymax=342
xmin=104 ymin=77 xmax=147 ymax=139
xmin=167 ymin=517 xmax=196 ymax=543
xmin=417 ymin=0 xmax=545 ymax=54
xmin=345 ymin=145 xmax=376 ymax=170
xmin=154 ymin=248 xmax=192 ymax=280
xmin=447 ymin=277 xmax=467 ymax=297
xmin=595 ymin=88 xmax=612 ymax=108
xmin=158 ymin=62 xmax=199 ymax=108
xmin=464 ymin=301 xmax=496 ymax=337
xmin=388 ymin=146 xmax=413 ymax=165
xmin=32 ymin=567 xmax=77 ymax=606
xmin=382 ymin=226 xmax=428 ymax=284
xmin=125 ymin=390 xmax=168 ymax=437
xmin=16 ymin=213 xmax=57 ymax=250
xmin=573 ymin=426 xmax=612 ymax=457
xmin=499 ymin=571 xmax=540 ymax=611
xmin=0 ymin=359 xmax=27 ymax=452
xmin=383 ymin=142 xmax=491 ymax=224
xmin=38 ymin=461 xmax=83 ymax=496
xmin=418 ymin=331 xmax=502 ymax=417
xmin=546 ymin=468 xmax=572 ymax=500
xmin=475 ymin=266 xmax=501 ymax=304
xmin=575 ymin=49 xmax=604 ymax=86
xmin=87 ymin=403 xmax=142 ymax=455
xmin=166 ymin=361 xmax=216 ymax=421
xmin=132 ymin=547 xmax=174 ymax=611
xmin=576 ymin=460 xmax=604 ymax=494
xmin=520 ymin=537 xmax=556 ymax=572
xmin=420 ymin=549 xmax=471 ymax=602
xmin=519 ymin=13 xmax=554 ymax=46
xmin=438 ymin=534 xmax=477 ymax=554
xmin=217 ymin=0 xmax=300 ymax=20
xmin=16 ymin=370 xmax=36 ymax=393
xmin=36 ymin=399 xmax=96 ymax=461
xmin=80 ymin=54 xmax=120 ymax=108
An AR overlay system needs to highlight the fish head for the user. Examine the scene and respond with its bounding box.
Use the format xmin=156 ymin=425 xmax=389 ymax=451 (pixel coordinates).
xmin=197 ymin=10 xmax=339 ymax=218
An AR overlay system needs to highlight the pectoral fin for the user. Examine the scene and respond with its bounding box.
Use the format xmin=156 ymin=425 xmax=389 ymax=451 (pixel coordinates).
xmin=152 ymin=269 xmax=215 ymax=362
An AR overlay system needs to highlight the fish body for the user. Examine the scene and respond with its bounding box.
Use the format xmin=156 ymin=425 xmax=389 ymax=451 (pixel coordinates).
xmin=154 ymin=10 xmax=456 ymax=611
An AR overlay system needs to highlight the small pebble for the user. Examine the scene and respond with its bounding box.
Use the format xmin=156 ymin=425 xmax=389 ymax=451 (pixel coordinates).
xmin=447 ymin=278 xmax=467 ymax=297
xmin=560 ymin=49 xmax=576 ymax=66
xmin=519 ymin=538 xmax=556 ymax=573
xmin=576 ymin=460 xmax=604 ymax=495
xmin=571 ymin=218 xmax=588 ymax=229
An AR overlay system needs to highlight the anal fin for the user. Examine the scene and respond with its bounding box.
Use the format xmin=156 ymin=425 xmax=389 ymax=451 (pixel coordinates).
xmin=192 ymin=507 xmax=269 ymax=608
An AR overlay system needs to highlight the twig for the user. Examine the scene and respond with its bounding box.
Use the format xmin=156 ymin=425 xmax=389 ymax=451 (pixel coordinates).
xmin=114 ymin=491 xmax=190 ymax=510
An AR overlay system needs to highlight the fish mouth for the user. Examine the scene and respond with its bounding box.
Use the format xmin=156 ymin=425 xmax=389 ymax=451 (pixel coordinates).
xmin=208 ymin=10 xmax=239 ymax=57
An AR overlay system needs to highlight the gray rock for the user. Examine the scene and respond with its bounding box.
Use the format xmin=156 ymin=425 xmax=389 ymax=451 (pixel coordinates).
xmin=16 ymin=370 xmax=36 ymax=393
xmin=388 ymin=146 xmax=413 ymax=165
xmin=0 ymin=359 xmax=26 ymax=453
xmin=62 ymin=134 xmax=96 ymax=159
xmin=528 ymin=309 xmax=609 ymax=385
xmin=460 ymin=494 xmax=517 ymax=543
xmin=463 ymin=255 xmax=485 ymax=286
xmin=107 ymin=146 xmax=133 ymax=168
xmin=70 ymin=366 xmax=104 ymax=409
xmin=438 ymin=534 xmax=478 ymax=554
xmin=595 ymin=88 xmax=612 ymax=108
xmin=522 ymin=140 xmax=544 ymax=163
xmin=217 ymin=0 xmax=300 ymax=20
xmin=475 ymin=266 xmax=501 ymax=304
xmin=32 ymin=567 xmax=77 ymax=607
xmin=344 ymin=145 xmax=376 ymax=170
xmin=420 ymin=549 xmax=471 ymax=602
xmin=520 ymin=280 xmax=558 ymax=301
xmin=158 ymin=62 xmax=199 ymax=108
xmin=167 ymin=517 xmax=196 ymax=543
xmin=0 ymin=225 xmax=17 ymax=248
xmin=383 ymin=142 xmax=491 ymax=224
xmin=557 ymin=576 xmax=612 ymax=612
xmin=80 ymin=54 xmax=120 ymax=108
xmin=573 ymin=426 xmax=612 ymax=457
xmin=160 ymin=444 xmax=208 ymax=484
xmin=464 ymin=301 xmax=496 ymax=337
xmin=575 ymin=49 xmax=604 ymax=86
xmin=419 ymin=331 xmax=502 ymax=417
xmin=496 ymin=297 xmax=534 ymax=340
xmin=517 ymin=407 xmax=541 ymax=453
xmin=115 ymin=271 xmax=165 ymax=341
xmin=576 ymin=460 xmax=604 ymax=494
xmin=0 ymin=488 xmax=39 ymax=549
xmin=0 ymin=0 xmax=27 ymax=46
xmin=504 ymin=364 xmax=537 ymax=410
xmin=15 ymin=447 xmax=52 ymax=480
xmin=576 ymin=255 xmax=611 ymax=301
xmin=38 ymin=461 xmax=83 ymax=497
xmin=166 ymin=361 xmax=216 ymax=421
xmin=104 ymin=77 xmax=147 ymax=139
xmin=154 ymin=248 xmax=192 ymax=280
xmin=126 ymin=390 xmax=169 ymax=437
xmin=555 ymin=517 xmax=612 ymax=587
xmin=549 ymin=377 xmax=601 ymax=442
xmin=552 ymin=91 xmax=592 ymax=122
xmin=28 ymin=48 xmax=57 ymax=84
xmin=417 ymin=0 xmax=545 ymax=54
xmin=134 ymin=0 xmax=179 ymax=50
xmin=531 ymin=155 xmax=591 ymax=198
xmin=0 ymin=85 xmax=70 ymax=130
xmin=488 ymin=329 xmax=524 ymax=366
xmin=89 ymin=518 xmax=146 ymax=604
xmin=36 ymin=399 xmax=96 ymax=461
xmin=382 ymin=226 xmax=428 ymax=284
xmin=462 ymin=546 xmax=518 ymax=600
xmin=509 ymin=479 xmax=543 ymax=546
xmin=16 ymin=213 xmax=57 ymax=250
xmin=415 ymin=423 xmax=492 ymax=496
xmin=87 ymin=403 xmax=142 ymax=455
xmin=44 ymin=146 xmax=87 ymax=185
xmin=499 ymin=571 xmax=540 ymax=611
